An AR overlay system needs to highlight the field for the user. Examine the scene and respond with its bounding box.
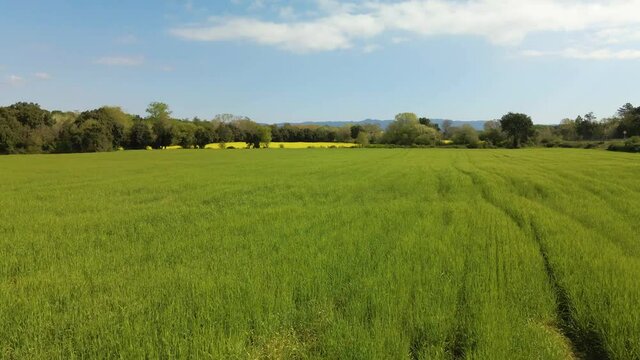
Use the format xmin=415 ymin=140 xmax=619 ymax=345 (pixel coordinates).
xmin=1 ymin=149 xmax=639 ymax=359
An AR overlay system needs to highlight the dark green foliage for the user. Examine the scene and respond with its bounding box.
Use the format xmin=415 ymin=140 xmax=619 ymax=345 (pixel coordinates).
xmin=0 ymin=103 xmax=56 ymax=154
xmin=8 ymin=102 xmax=53 ymax=129
xmin=151 ymin=119 xmax=173 ymax=149
xmin=350 ymin=125 xmax=363 ymax=139
xmin=500 ymin=112 xmax=534 ymax=148
xmin=194 ymin=122 xmax=218 ymax=149
xmin=617 ymin=104 xmax=640 ymax=138
xmin=48 ymin=107 xmax=129 ymax=153
xmin=128 ymin=121 xmax=154 ymax=149
xmin=0 ymin=108 xmax=24 ymax=154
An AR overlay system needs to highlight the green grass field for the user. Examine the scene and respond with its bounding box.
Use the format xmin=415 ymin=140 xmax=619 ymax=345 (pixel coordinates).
xmin=1 ymin=149 xmax=639 ymax=359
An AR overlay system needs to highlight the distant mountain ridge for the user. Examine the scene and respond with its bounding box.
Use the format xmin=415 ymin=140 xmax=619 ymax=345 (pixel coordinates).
xmin=275 ymin=119 xmax=487 ymax=131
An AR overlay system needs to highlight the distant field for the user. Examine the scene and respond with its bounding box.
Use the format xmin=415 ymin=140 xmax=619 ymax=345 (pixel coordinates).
xmin=1 ymin=149 xmax=639 ymax=359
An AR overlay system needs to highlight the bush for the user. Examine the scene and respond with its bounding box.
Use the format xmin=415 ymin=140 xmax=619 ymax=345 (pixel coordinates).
xmin=608 ymin=141 xmax=640 ymax=153
xmin=626 ymin=136 xmax=640 ymax=146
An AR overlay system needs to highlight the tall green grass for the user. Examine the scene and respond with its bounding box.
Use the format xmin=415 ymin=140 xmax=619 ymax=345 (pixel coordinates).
xmin=0 ymin=149 xmax=638 ymax=359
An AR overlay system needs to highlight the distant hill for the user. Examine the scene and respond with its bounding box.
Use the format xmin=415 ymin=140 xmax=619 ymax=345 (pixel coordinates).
xmin=275 ymin=119 xmax=487 ymax=131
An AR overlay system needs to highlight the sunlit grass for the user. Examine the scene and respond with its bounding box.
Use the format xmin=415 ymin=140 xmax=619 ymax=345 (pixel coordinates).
xmin=0 ymin=149 xmax=638 ymax=359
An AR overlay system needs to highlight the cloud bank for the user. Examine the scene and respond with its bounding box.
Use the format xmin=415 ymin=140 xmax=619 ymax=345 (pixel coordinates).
xmin=170 ymin=0 xmax=640 ymax=57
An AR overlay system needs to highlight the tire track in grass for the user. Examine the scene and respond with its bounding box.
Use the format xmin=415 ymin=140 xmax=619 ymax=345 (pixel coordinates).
xmin=443 ymin=254 xmax=471 ymax=360
xmin=529 ymin=222 xmax=610 ymax=360
xmin=440 ymin=157 xmax=476 ymax=360
xmin=456 ymin=163 xmax=610 ymax=360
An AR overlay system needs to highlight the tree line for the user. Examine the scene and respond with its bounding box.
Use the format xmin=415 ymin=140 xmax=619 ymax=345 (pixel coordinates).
xmin=1 ymin=101 xmax=639 ymax=154
xmin=0 ymin=102 xmax=351 ymax=154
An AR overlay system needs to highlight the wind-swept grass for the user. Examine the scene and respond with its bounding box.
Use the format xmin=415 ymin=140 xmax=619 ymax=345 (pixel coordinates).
xmin=0 ymin=149 xmax=638 ymax=359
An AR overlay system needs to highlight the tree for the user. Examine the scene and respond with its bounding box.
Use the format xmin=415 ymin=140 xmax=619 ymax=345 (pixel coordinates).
xmin=355 ymin=131 xmax=369 ymax=147
xmin=361 ymin=123 xmax=383 ymax=143
xmin=146 ymin=102 xmax=172 ymax=122
xmin=575 ymin=112 xmax=601 ymax=140
xmin=58 ymin=107 xmax=128 ymax=152
xmin=350 ymin=125 xmax=363 ymax=139
xmin=0 ymin=108 xmax=24 ymax=154
xmin=8 ymin=102 xmax=53 ymax=129
xmin=558 ymin=118 xmax=577 ymax=141
xmin=146 ymin=102 xmax=174 ymax=148
xmin=78 ymin=119 xmax=113 ymax=152
xmin=419 ymin=117 xmax=441 ymax=132
xmin=500 ymin=112 xmax=534 ymax=148
xmin=441 ymin=120 xmax=454 ymax=139
xmin=194 ymin=122 xmax=218 ymax=149
xmin=381 ymin=113 xmax=442 ymax=146
xmin=152 ymin=118 xmax=173 ymax=148
xmin=452 ymin=125 xmax=480 ymax=147
xmin=173 ymin=122 xmax=197 ymax=148
xmin=414 ymin=126 xmax=440 ymax=146
xmin=481 ymin=120 xmax=506 ymax=146
xmin=618 ymin=103 xmax=635 ymax=117
xmin=128 ymin=121 xmax=153 ymax=149
xmin=617 ymin=103 xmax=640 ymax=137
xmin=382 ymin=113 xmax=421 ymax=145
xmin=259 ymin=126 xmax=272 ymax=148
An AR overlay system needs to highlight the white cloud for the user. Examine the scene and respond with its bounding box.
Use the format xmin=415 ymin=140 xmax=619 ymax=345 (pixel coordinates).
xmin=34 ymin=72 xmax=52 ymax=80
xmin=94 ymin=56 xmax=145 ymax=66
xmin=594 ymin=27 xmax=640 ymax=44
xmin=171 ymin=14 xmax=383 ymax=52
xmin=170 ymin=0 xmax=640 ymax=54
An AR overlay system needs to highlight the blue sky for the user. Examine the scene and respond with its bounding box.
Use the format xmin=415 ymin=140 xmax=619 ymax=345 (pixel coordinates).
xmin=1 ymin=0 xmax=640 ymax=124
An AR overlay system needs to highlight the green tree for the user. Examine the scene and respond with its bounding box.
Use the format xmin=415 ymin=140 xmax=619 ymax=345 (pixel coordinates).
xmin=174 ymin=122 xmax=197 ymax=148
xmin=78 ymin=119 xmax=113 ymax=152
xmin=146 ymin=102 xmax=172 ymax=122
xmin=350 ymin=125 xmax=363 ymax=139
xmin=414 ymin=126 xmax=440 ymax=146
xmin=441 ymin=120 xmax=454 ymax=139
xmin=194 ymin=122 xmax=218 ymax=149
xmin=617 ymin=103 xmax=640 ymax=137
xmin=500 ymin=112 xmax=534 ymax=148
xmin=355 ymin=131 xmax=369 ymax=147
xmin=452 ymin=125 xmax=480 ymax=147
xmin=558 ymin=118 xmax=577 ymax=141
xmin=128 ymin=121 xmax=153 ymax=149
xmin=8 ymin=102 xmax=53 ymax=129
xmin=382 ymin=113 xmax=421 ymax=145
xmin=481 ymin=120 xmax=506 ymax=146
xmin=259 ymin=126 xmax=272 ymax=148
xmin=152 ymin=120 xmax=173 ymax=148
xmin=0 ymin=108 xmax=24 ymax=154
